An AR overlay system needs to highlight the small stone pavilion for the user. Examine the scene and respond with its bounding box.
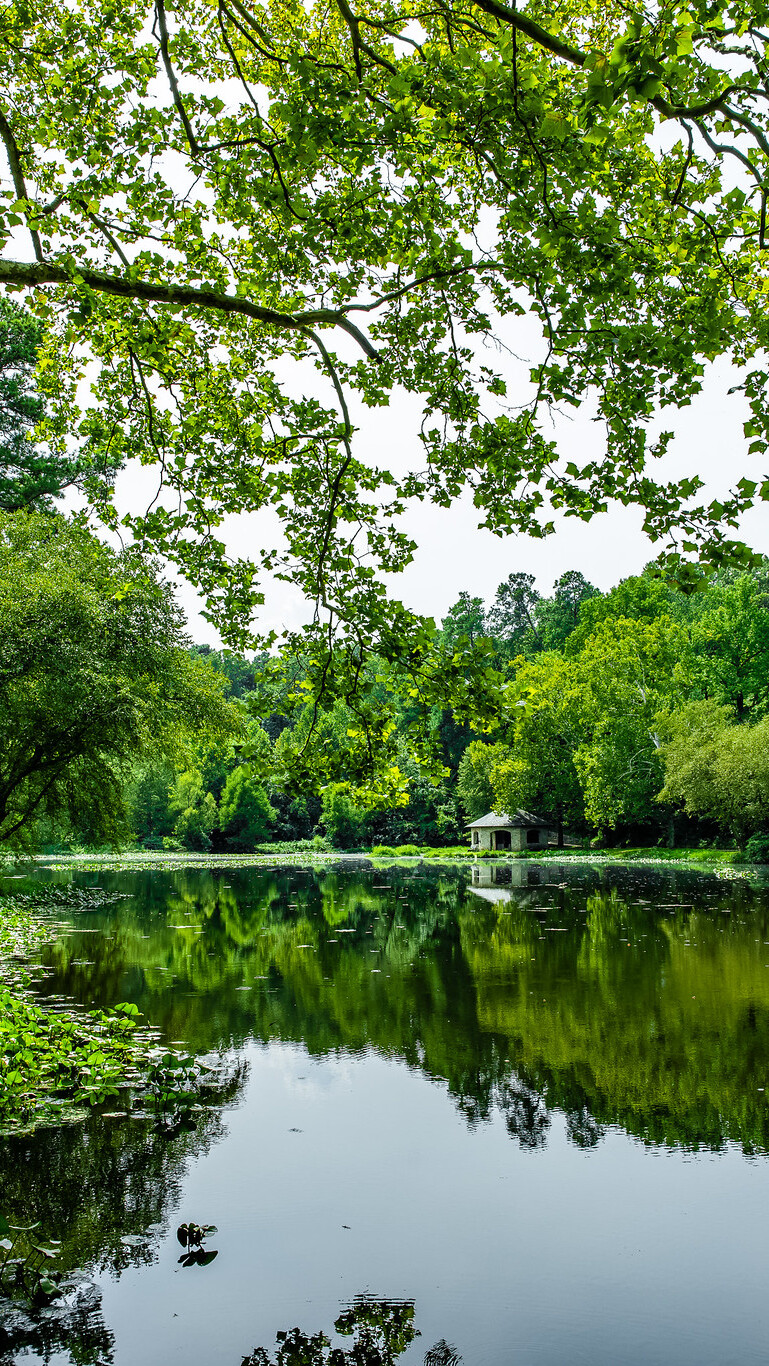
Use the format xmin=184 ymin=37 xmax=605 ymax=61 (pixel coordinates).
xmin=467 ymin=809 xmax=551 ymax=852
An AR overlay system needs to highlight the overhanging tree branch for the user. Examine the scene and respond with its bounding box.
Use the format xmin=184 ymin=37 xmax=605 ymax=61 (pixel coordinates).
xmin=0 ymin=258 xmax=380 ymax=359
xmin=0 ymin=107 xmax=43 ymax=263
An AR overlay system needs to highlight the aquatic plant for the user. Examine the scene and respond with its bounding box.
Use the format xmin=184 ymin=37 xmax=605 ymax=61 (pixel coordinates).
xmin=148 ymin=1051 xmax=214 ymax=1136
xmin=176 ymin=1221 xmax=218 ymax=1267
xmin=0 ymin=1212 xmax=61 ymax=1304
xmin=0 ymin=885 xmax=216 ymax=1132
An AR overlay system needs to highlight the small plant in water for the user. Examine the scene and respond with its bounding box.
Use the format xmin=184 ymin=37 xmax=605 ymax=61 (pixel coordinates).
xmin=0 ymin=1213 xmax=62 ymax=1303
xmin=176 ymin=1221 xmax=218 ymax=1267
xmin=148 ymin=1051 xmax=212 ymax=1136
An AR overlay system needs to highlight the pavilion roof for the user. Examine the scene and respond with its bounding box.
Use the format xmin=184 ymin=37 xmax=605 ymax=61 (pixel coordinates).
xmin=467 ymin=809 xmax=548 ymax=829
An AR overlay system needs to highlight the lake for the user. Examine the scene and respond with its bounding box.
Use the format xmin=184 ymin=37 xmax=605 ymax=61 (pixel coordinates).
xmin=2 ymin=857 xmax=769 ymax=1366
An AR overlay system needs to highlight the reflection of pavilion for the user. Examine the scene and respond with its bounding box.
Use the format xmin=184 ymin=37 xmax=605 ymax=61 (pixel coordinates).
xmin=469 ymin=862 xmax=542 ymax=899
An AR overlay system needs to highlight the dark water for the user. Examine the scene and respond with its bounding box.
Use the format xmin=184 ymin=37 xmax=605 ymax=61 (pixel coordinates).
xmin=3 ymin=858 xmax=769 ymax=1366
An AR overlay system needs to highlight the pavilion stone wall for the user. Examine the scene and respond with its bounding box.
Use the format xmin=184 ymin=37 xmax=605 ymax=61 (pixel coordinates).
xmin=471 ymin=828 xmax=494 ymax=850
xmin=470 ymin=825 xmax=551 ymax=851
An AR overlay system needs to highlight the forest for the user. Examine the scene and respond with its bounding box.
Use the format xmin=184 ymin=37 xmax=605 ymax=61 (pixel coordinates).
xmin=4 ymin=479 xmax=769 ymax=856
xmin=118 ymin=556 xmax=769 ymax=858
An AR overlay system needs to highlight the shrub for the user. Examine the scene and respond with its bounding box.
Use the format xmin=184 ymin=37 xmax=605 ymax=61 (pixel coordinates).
xmin=218 ymin=768 xmax=275 ymax=850
xmin=321 ymin=786 xmax=365 ymax=849
xmin=743 ymin=833 xmax=769 ymax=865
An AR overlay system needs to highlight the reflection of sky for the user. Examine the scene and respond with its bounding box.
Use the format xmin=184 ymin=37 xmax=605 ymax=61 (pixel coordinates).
xmin=96 ymin=1042 xmax=769 ymax=1366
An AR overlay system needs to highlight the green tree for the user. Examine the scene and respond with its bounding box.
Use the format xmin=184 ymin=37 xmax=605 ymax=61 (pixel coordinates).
xmin=440 ymin=593 xmax=486 ymax=649
xmin=0 ymin=511 xmax=240 ymax=850
xmin=0 ymin=0 xmax=767 ymax=702
xmin=190 ymin=644 xmax=256 ymax=698
xmin=128 ymin=762 xmax=176 ymax=848
xmin=492 ymin=655 xmax=584 ymax=844
xmin=658 ymin=701 xmax=769 ymax=841
xmin=169 ymin=768 xmax=219 ymax=850
xmin=538 ymin=572 xmax=598 ymax=652
xmin=457 ymin=740 xmax=508 ymax=821
xmin=487 ymin=573 xmax=542 ymax=658
xmin=568 ymin=570 xmax=677 ymax=651
xmin=0 ymin=300 xmax=84 ymax=512
xmin=218 ymin=767 xmax=275 ymax=850
xmin=320 ymin=785 xmax=365 ymax=849
xmin=688 ymin=569 xmax=769 ymax=719
xmin=572 ymin=617 xmax=689 ymax=834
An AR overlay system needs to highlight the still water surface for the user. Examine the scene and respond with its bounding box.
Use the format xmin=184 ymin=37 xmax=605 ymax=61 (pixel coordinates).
xmin=3 ymin=858 xmax=769 ymax=1365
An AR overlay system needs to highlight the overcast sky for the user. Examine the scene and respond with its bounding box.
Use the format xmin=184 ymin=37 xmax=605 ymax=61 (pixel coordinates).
xmin=110 ymin=348 xmax=765 ymax=647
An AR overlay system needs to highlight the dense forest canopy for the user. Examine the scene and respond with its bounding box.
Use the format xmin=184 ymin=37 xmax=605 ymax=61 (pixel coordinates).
xmin=1 ymin=0 xmax=769 ymax=686
xmin=8 ymin=542 xmax=765 ymax=855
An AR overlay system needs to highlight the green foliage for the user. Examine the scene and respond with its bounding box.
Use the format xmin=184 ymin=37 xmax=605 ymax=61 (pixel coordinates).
xmin=46 ymin=558 xmax=769 ymax=852
xmin=571 ymin=616 xmax=688 ymax=830
xmin=189 ymin=644 xmax=256 ymax=698
xmin=743 ymin=833 xmax=769 ymax=865
xmin=169 ymin=769 xmax=219 ymax=851
xmin=687 ymin=570 xmax=769 ymax=718
xmin=0 ymin=884 xmax=233 ymax=1132
xmin=440 ymin=593 xmax=487 ymax=649
xmin=537 ymin=572 xmax=598 ymax=653
xmin=128 ymin=762 xmax=176 ymax=848
xmin=218 ymin=767 xmax=275 ymax=851
xmin=321 ymin=785 xmax=366 ymax=850
xmin=487 ymin=573 xmax=542 ymax=658
xmin=0 ymin=511 xmax=241 ymax=852
xmin=456 ymin=741 xmax=507 ymax=821
xmin=0 ymin=987 xmax=146 ymax=1128
xmin=1 ymin=0 xmax=769 ymax=703
xmin=0 ymin=299 xmax=84 ymax=514
xmin=493 ymin=653 xmax=584 ymax=841
xmin=0 ymin=1211 xmax=63 ymax=1305
xmin=658 ymin=703 xmax=769 ymax=840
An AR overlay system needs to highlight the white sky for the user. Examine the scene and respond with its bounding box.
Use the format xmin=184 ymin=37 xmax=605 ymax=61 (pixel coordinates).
xmin=110 ymin=348 xmax=766 ymax=646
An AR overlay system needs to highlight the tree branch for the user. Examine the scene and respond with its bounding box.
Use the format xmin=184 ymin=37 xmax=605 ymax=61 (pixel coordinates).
xmin=154 ymin=0 xmax=203 ymax=157
xmin=0 ymin=106 xmax=43 ymax=262
xmin=0 ymin=257 xmax=380 ymax=358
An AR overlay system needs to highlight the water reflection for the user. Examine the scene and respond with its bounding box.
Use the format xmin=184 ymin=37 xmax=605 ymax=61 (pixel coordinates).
xmin=0 ymin=1068 xmax=245 ymax=1278
xmin=242 ymin=1297 xmax=432 ymax=1366
xmin=35 ymin=861 xmax=769 ymax=1158
xmin=0 ymin=1290 xmax=455 ymax=1366
xmin=0 ymin=1280 xmax=114 ymax=1366
xmin=6 ymin=860 xmax=769 ymax=1364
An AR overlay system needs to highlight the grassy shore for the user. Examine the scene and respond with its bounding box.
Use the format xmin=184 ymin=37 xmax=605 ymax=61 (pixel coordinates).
xmin=23 ymin=842 xmax=766 ymax=872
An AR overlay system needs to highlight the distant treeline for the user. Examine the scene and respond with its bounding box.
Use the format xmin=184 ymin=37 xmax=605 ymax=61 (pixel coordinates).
xmin=69 ymin=562 xmax=769 ymax=856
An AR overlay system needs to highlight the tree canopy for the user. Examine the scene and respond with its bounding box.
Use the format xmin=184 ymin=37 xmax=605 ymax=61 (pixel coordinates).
xmin=0 ymin=510 xmax=239 ymax=849
xmin=0 ymin=0 xmax=768 ymax=683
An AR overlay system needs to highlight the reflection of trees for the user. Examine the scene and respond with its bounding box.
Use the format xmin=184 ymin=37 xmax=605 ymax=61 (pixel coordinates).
xmin=0 ymin=1066 xmax=245 ymax=1276
xmin=241 ymin=1295 xmax=460 ymax=1366
xmin=464 ymin=882 xmax=769 ymax=1152
xmin=0 ymin=1279 xmax=114 ymax=1366
xmin=41 ymin=863 xmax=769 ymax=1154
